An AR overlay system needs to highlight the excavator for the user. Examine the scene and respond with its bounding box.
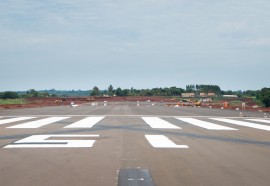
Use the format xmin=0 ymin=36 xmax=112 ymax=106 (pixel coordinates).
xmin=194 ymin=100 xmax=202 ymax=107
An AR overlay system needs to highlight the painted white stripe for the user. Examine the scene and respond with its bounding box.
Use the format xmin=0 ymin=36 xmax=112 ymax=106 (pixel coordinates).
xmin=141 ymin=117 xmax=181 ymax=129
xmin=64 ymin=117 xmax=104 ymax=128
xmin=145 ymin=135 xmax=188 ymax=148
xmin=246 ymin=119 xmax=270 ymax=124
xmin=176 ymin=118 xmax=237 ymax=130
xmin=8 ymin=117 xmax=69 ymax=128
xmin=1 ymin=114 xmax=258 ymax=118
xmin=211 ymin=118 xmax=270 ymax=131
xmin=4 ymin=135 xmax=99 ymax=148
xmin=0 ymin=117 xmax=35 ymax=125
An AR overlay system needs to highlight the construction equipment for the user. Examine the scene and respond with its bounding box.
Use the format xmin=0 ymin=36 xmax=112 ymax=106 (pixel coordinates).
xmin=55 ymin=99 xmax=63 ymax=103
xmin=194 ymin=100 xmax=201 ymax=107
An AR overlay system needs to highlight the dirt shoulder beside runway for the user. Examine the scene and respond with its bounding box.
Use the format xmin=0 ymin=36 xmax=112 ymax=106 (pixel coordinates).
xmin=0 ymin=96 xmax=270 ymax=112
xmin=0 ymin=96 xmax=176 ymax=110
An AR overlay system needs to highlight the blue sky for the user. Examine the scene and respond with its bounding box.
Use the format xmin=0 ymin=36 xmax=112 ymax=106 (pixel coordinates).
xmin=0 ymin=0 xmax=269 ymax=91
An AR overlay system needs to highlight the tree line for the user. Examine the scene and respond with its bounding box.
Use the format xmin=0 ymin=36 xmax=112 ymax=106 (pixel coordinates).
xmin=90 ymin=84 xmax=241 ymax=97
xmin=88 ymin=85 xmax=269 ymax=107
xmin=90 ymin=85 xmax=186 ymax=97
xmin=186 ymin=84 xmax=221 ymax=94
xmin=1 ymin=85 xmax=270 ymax=107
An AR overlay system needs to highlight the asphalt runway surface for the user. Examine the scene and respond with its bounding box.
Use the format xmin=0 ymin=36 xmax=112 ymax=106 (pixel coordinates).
xmin=0 ymin=102 xmax=270 ymax=186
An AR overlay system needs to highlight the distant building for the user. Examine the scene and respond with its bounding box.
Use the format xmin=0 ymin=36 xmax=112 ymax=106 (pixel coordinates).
xmin=182 ymin=93 xmax=195 ymax=98
xmin=202 ymin=98 xmax=212 ymax=103
xmin=223 ymin=95 xmax=238 ymax=98
xmin=207 ymin=93 xmax=216 ymax=97
xmin=199 ymin=93 xmax=216 ymax=97
xmin=200 ymin=93 xmax=207 ymax=97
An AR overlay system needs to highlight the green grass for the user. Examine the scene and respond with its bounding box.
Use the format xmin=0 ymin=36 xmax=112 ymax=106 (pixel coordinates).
xmin=252 ymin=97 xmax=263 ymax=107
xmin=229 ymin=100 xmax=243 ymax=107
xmin=0 ymin=99 xmax=27 ymax=105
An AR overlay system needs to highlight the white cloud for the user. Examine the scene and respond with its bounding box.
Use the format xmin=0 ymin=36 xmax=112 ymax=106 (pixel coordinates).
xmin=1 ymin=0 xmax=270 ymax=91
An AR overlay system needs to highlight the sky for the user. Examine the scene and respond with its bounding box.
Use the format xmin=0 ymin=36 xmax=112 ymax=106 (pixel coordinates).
xmin=0 ymin=0 xmax=270 ymax=91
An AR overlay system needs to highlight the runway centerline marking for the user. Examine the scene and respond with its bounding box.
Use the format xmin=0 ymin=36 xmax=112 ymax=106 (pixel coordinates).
xmin=141 ymin=117 xmax=181 ymax=129
xmin=118 ymin=168 xmax=154 ymax=186
xmin=8 ymin=117 xmax=69 ymax=128
xmin=176 ymin=117 xmax=237 ymax=130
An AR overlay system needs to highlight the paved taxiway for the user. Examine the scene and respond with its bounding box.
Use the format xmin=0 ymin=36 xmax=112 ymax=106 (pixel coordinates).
xmin=0 ymin=102 xmax=270 ymax=186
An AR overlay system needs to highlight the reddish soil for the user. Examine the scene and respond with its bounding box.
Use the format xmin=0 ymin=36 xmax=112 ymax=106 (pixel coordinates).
xmin=1 ymin=96 xmax=269 ymax=112
xmin=201 ymin=98 xmax=270 ymax=112
xmin=0 ymin=96 xmax=177 ymax=110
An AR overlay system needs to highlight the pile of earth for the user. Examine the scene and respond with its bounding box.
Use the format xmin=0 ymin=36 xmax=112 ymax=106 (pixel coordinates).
xmin=1 ymin=96 xmax=269 ymax=112
xmin=0 ymin=96 xmax=177 ymax=109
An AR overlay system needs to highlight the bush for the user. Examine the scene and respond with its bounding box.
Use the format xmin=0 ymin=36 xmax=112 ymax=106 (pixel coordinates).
xmin=0 ymin=91 xmax=19 ymax=99
xmin=90 ymin=86 xmax=100 ymax=96
xmin=257 ymin=88 xmax=270 ymax=107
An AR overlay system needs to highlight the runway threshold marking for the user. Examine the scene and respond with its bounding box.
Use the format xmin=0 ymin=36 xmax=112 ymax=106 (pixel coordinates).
xmin=246 ymin=119 xmax=270 ymax=124
xmin=176 ymin=118 xmax=237 ymax=130
xmin=8 ymin=117 xmax=69 ymax=128
xmin=4 ymin=134 xmax=99 ymax=148
xmin=2 ymin=115 xmax=252 ymax=118
xmin=211 ymin=118 xmax=270 ymax=131
xmin=145 ymin=135 xmax=188 ymax=148
xmin=64 ymin=116 xmax=104 ymax=128
xmin=0 ymin=117 xmax=36 ymax=125
xmin=141 ymin=117 xmax=181 ymax=129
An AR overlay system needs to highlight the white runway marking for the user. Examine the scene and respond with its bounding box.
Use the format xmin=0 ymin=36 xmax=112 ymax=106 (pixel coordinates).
xmin=1 ymin=115 xmax=254 ymax=118
xmin=176 ymin=118 xmax=237 ymax=130
xmin=8 ymin=117 xmax=69 ymax=128
xmin=64 ymin=117 xmax=104 ymax=128
xmin=145 ymin=135 xmax=188 ymax=148
xmin=4 ymin=135 xmax=99 ymax=148
xmin=211 ymin=118 xmax=270 ymax=131
xmin=246 ymin=119 xmax=270 ymax=124
xmin=141 ymin=117 xmax=181 ymax=129
xmin=0 ymin=117 xmax=35 ymax=125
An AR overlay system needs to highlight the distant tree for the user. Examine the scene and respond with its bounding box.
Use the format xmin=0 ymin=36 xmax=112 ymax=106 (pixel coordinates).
xmin=108 ymin=85 xmax=114 ymax=96
xmin=235 ymin=90 xmax=243 ymax=98
xmin=90 ymin=86 xmax=100 ymax=96
xmin=170 ymin=86 xmax=184 ymax=96
xmin=257 ymin=88 xmax=270 ymax=107
xmin=0 ymin=91 xmax=19 ymax=99
xmin=115 ymin=87 xmax=129 ymax=96
xmin=42 ymin=92 xmax=50 ymax=97
xmin=243 ymin=90 xmax=259 ymax=97
xmin=130 ymin=87 xmax=134 ymax=95
xmin=186 ymin=85 xmax=195 ymax=92
xmin=194 ymin=84 xmax=221 ymax=94
xmin=26 ymin=89 xmax=39 ymax=97
xmin=122 ymin=89 xmax=129 ymax=96
xmin=115 ymin=87 xmax=123 ymax=96
xmin=222 ymin=90 xmax=234 ymax=95
xmin=145 ymin=90 xmax=153 ymax=96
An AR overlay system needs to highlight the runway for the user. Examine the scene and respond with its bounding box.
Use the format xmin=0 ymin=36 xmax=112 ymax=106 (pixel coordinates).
xmin=0 ymin=103 xmax=269 ymax=186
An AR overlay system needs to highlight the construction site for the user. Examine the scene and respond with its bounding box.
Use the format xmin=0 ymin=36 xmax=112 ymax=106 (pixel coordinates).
xmin=0 ymin=96 xmax=269 ymax=112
